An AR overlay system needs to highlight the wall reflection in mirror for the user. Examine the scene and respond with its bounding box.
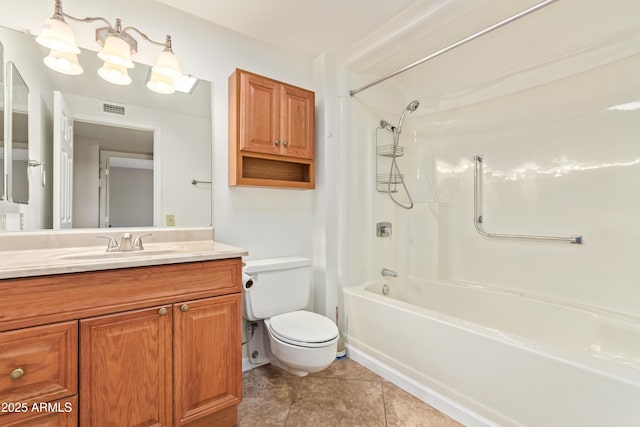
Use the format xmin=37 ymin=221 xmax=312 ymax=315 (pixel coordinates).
xmin=0 ymin=25 xmax=212 ymax=231
xmin=0 ymin=41 xmax=4 ymax=202
xmin=8 ymin=62 xmax=29 ymax=205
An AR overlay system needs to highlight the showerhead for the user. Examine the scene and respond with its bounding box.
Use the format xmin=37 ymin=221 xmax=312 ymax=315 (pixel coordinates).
xmin=406 ymin=100 xmax=420 ymax=112
xmin=396 ymin=99 xmax=420 ymax=133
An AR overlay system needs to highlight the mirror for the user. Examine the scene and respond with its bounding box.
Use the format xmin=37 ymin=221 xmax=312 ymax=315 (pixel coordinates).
xmin=0 ymin=25 xmax=212 ymax=230
xmin=8 ymin=62 xmax=28 ymax=204
xmin=0 ymin=41 xmax=4 ymax=200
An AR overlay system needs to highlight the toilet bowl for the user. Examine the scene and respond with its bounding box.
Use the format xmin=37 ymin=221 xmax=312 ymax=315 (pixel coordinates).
xmin=242 ymin=257 xmax=338 ymax=376
xmin=264 ymin=310 xmax=338 ymax=376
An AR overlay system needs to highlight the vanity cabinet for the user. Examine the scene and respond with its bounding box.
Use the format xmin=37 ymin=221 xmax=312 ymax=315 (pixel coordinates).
xmin=80 ymin=294 xmax=240 ymax=427
xmin=0 ymin=258 xmax=242 ymax=427
xmin=229 ymin=68 xmax=315 ymax=189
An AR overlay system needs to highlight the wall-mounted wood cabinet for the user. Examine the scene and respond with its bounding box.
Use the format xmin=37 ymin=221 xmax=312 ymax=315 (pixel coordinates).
xmin=0 ymin=259 xmax=242 ymax=427
xmin=229 ymin=68 xmax=315 ymax=189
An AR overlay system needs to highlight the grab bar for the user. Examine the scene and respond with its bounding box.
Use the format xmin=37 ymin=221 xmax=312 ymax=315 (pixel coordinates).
xmin=473 ymin=155 xmax=582 ymax=244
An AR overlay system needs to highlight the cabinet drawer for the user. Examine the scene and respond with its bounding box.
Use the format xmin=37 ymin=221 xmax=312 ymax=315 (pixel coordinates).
xmin=0 ymin=322 xmax=77 ymax=407
xmin=0 ymin=395 xmax=77 ymax=426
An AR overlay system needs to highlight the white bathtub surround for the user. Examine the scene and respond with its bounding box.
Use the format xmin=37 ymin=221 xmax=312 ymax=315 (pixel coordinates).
xmin=340 ymin=0 xmax=640 ymax=314
xmin=344 ymin=281 xmax=640 ymax=426
xmin=338 ymin=0 xmax=640 ymax=425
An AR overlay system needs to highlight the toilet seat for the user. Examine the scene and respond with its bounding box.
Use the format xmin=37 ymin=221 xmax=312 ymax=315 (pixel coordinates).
xmin=266 ymin=311 xmax=338 ymax=348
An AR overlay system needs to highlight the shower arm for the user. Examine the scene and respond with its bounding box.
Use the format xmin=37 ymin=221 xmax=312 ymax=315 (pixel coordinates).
xmin=349 ymin=0 xmax=559 ymax=97
xmin=473 ymin=155 xmax=582 ymax=244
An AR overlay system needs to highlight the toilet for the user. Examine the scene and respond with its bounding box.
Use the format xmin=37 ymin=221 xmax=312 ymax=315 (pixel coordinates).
xmin=242 ymin=257 xmax=338 ymax=376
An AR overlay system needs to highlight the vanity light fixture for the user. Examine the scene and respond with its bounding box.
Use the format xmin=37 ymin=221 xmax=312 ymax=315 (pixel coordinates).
xmin=36 ymin=0 xmax=186 ymax=94
xmin=146 ymin=69 xmax=199 ymax=94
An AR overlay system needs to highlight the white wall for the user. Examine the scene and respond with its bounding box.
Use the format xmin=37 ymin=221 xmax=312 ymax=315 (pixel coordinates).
xmin=73 ymin=136 xmax=99 ymax=228
xmin=339 ymin=0 xmax=640 ymax=318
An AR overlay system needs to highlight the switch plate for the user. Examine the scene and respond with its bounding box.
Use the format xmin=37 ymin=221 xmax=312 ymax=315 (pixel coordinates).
xmin=166 ymin=214 xmax=176 ymax=226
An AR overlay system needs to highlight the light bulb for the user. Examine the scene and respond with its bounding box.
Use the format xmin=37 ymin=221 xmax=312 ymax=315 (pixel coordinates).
xmin=98 ymin=36 xmax=135 ymax=68
xmin=152 ymin=50 xmax=181 ymax=79
xmin=43 ymin=49 xmax=83 ymax=75
xmin=146 ymin=69 xmax=175 ymax=94
xmin=36 ymin=17 xmax=80 ymax=54
xmin=98 ymin=61 xmax=132 ymax=85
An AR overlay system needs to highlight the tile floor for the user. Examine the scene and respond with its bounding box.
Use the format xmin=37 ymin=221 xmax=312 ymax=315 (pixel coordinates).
xmin=238 ymin=358 xmax=463 ymax=427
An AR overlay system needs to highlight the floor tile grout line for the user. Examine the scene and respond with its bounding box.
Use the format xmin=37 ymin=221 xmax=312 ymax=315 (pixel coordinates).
xmin=307 ymin=376 xmax=386 ymax=384
xmin=381 ymin=381 xmax=389 ymax=427
xmin=282 ymin=374 xmax=304 ymax=426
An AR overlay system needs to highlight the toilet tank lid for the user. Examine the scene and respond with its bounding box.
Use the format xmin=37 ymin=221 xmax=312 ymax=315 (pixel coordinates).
xmin=244 ymin=257 xmax=311 ymax=274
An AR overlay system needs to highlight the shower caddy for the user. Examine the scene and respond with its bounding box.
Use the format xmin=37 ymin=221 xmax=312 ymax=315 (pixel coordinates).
xmin=375 ymin=127 xmax=404 ymax=193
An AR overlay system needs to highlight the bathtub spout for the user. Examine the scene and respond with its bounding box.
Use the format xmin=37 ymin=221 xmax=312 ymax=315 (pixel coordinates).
xmin=381 ymin=268 xmax=397 ymax=277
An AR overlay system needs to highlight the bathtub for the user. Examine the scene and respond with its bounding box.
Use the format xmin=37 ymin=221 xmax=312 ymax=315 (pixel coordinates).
xmin=343 ymin=279 xmax=640 ymax=427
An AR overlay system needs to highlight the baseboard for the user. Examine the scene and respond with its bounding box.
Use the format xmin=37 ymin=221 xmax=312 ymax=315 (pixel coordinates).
xmin=242 ymin=357 xmax=252 ymax=372
xmin=347 ymin=344 xmax=500 ymax=427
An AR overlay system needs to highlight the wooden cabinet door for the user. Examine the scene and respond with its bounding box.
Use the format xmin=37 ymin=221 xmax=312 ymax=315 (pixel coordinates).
xmin=173 ymin=294 xmax=241 ymax=426
xmin=240 ymin=72 xmax=281 ymax=156
xmin=80 ymin=306 xmax=172 ymax=427
xmin=281 ymin=84 xmax=315 ymax=159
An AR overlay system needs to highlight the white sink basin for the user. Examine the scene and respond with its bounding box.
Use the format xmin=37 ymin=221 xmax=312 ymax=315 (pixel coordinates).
xmin=56 ymin=246 xmax=184 ymax=261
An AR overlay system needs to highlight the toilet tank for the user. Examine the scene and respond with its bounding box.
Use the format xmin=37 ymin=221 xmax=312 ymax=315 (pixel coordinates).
xmin=243 ymin=257 xmax=311 ymax=321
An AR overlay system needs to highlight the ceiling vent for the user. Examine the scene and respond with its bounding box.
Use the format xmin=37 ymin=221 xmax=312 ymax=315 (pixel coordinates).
xmin=101 ymin=102 xmax=126 ymax=116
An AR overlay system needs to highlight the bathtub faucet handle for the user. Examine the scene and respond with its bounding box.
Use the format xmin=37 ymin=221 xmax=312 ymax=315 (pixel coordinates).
xmin=381 ymin=268 xmax=397 ymax=277
xmin=376 ymin=222 xmax=392 ymax=237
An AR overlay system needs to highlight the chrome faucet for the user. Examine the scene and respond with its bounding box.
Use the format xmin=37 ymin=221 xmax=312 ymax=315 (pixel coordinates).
xmin=381 ymin=268 xmax=397 ymax=277
xmin=97 ymin=233 xmax=151 ymax=252
xmin=119 ymin=233 xmax=134 ymax=251
xmin=96 ymin=235 xmax=119 ymax=252
xmin=133 ymin=233 xmax=152 ymax=250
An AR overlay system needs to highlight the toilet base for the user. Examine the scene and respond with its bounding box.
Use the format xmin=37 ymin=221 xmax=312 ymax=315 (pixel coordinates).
xmin=269 ymin=357 xmax=309 ymax=377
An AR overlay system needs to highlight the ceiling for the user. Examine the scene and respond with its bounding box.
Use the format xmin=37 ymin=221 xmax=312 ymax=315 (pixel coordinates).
xmin=74 ymin=121 xmax=154 ymax=155
xmin=155 ymin=0 xmax=419 ymax=58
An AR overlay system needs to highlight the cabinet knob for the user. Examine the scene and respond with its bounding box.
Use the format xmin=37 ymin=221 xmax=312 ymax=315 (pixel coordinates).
xmin=181 ymin=304 xmax=190 ymax=312
xmin=158 ymin=307 xmax=168 ymax=316
xmin=283 ymin=140 xmax=289 ymax=147
xmin=274 ymin=139 xmax=280 ymax=146
xmin=10 ymin=368 xmax=24 ymax=380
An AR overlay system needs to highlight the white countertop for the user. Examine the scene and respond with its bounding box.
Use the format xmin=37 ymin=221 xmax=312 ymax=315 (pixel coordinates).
xmin=0 ymin=228 xmax=248 ymax=279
